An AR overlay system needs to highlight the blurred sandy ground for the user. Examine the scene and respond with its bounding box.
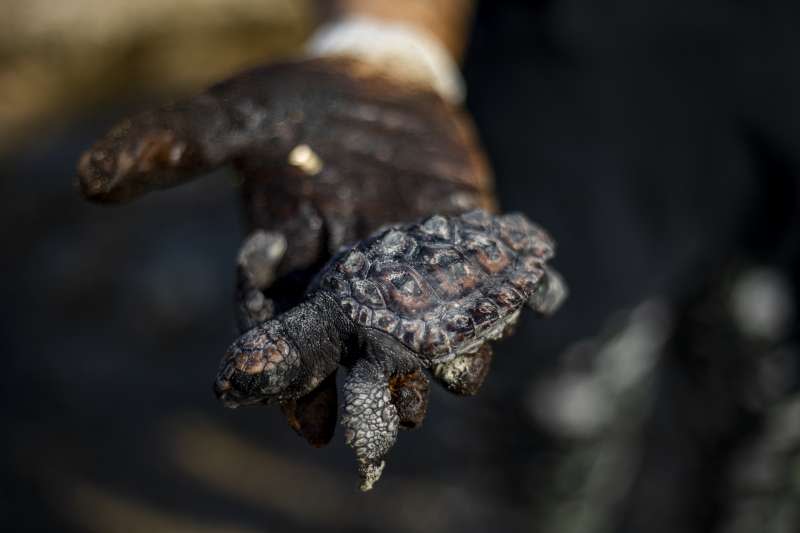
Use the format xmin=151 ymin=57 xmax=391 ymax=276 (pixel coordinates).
xmin=0 ymin=0 xmax=313 ymax=152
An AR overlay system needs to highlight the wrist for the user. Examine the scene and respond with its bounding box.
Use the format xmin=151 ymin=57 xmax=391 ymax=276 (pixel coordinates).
xmin=305 ymin=15 xmax=465 ymax=104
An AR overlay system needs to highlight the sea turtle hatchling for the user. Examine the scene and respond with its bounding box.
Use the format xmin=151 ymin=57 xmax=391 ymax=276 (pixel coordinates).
xmin=214 ymin=209 xmax=567 ymax=490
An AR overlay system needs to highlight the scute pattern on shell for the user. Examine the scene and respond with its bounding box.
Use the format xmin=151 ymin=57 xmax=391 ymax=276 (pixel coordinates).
xmin=315 ymin=210 xmax=555 ymax=360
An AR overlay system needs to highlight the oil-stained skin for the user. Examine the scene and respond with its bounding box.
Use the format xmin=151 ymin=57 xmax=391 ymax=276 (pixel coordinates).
xmin=76 ymin=57 xmax=496 ymax=448
xmin=77 ymin=57 xmax=494 ymax=306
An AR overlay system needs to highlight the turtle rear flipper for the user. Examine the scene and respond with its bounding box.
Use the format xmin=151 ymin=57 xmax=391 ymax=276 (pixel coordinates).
xmin=527 ymin=267 xmax=568 ymax=316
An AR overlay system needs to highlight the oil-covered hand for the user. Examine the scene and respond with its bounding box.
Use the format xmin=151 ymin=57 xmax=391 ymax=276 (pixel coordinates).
xmin=78 ymin=56 xmax=494 ymax=305
xmin=77 ymin=56 xmax=496 ymax=461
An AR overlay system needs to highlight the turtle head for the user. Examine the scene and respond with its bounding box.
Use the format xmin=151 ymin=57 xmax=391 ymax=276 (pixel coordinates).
xmin=214 ymin=321 xmax=301 ymax=407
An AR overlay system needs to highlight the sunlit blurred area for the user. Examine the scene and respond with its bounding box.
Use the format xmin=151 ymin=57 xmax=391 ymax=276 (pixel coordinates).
xmin=0 ymin=0 xmax=313 ymax=151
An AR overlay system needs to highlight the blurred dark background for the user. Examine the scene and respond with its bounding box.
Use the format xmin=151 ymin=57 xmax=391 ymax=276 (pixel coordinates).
xmin=2 ymin=1 xmax=799 ymax=532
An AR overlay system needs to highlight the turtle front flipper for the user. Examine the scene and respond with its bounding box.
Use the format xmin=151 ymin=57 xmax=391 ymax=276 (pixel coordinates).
xmin=341 ymin=359 xmax=400 ymax=491
xmin=281 ymin=369 xmax=338 ymax=448
xmin=235 ymin=230 xmax=287 ymax=333
xmin=432 ymin=343 xmax=493 ymax=395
